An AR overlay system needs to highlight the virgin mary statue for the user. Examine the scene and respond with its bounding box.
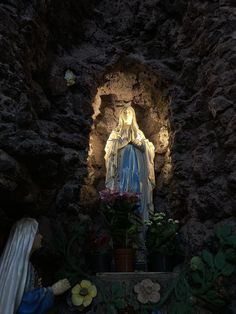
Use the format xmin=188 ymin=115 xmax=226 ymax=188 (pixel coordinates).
xmin=104 ymin=106 xmax=155 ymax=220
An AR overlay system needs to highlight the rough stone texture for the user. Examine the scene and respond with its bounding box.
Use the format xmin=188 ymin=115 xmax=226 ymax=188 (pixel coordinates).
xmin=0 ymin=0 xmax=235 ymax=255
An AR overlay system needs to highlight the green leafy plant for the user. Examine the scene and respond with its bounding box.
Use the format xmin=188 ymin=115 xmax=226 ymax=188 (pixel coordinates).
xmin=153 ymin=224 xmax=236 ymax=314
xmin=145 ymin=212 xmax=180 ymax=255
xmin=100 ymin=191 xmax=143 ymax=248
xmin=188 ymin=224 xmax=236 ymax=312
xmin=50 ymin=216 xmax=90 ymax=285
xmin=165 ymin=270 xmax=195 ymax=314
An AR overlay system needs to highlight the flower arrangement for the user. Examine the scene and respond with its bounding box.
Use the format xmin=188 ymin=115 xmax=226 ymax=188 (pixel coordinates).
xmin=99 ymin=190 xmax=142 ymax=249
xmin=100 ymin=190 xmax=141 ymax=204
xmin=145 ymin=212 xmax=180 ymax=256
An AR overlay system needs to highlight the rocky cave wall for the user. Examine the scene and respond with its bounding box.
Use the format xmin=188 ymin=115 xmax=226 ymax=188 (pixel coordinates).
xmin=0 ymin=0 xmax=235 ymax=252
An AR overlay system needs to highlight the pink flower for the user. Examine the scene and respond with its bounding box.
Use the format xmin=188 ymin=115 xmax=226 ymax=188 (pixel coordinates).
xmin=134 ymin=279 xmax=161 ymax=304
xmin=99 ymin=190 xmax=140 ymax=204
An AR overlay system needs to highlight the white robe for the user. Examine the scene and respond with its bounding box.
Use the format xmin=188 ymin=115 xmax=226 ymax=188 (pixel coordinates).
xmin=105 ymin=129 xmax=155 ymax=220
xmin=0 ymin=218 xmax=38 ymax=314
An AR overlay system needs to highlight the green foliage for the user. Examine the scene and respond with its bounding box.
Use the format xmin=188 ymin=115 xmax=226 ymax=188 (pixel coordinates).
xmin=168 ymin=301 xmax=195 ymax=314
xmin=145 ymin=212 xmax=180 ymax=255
xmin=50 ymin=218 xmax=90 ymax=285
xmin=102 ymin=196 xmax=142 ymax=248
xmin=191 ymin=256 xmax=205 ymax=271
xmin=188 ymin=225 xmax=236 ymax=311
xmin=202 ymin=250 xmax=214 ymax=269
xmin=165 ymin=270 xmax=195 ymax=314
xmin=215 ymin=225 xmax=236 ymax=248
xmin=91 ymin=280 xmax=125 ymax=313
xmin=156 ymin=224 xmax=236 ymax=314
xmin=111 ymin=283 xmax=126 ymax=309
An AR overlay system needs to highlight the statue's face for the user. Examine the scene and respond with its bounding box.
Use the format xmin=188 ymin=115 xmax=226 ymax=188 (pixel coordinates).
xmin=122 ymin=108 xmax=133 ymax=125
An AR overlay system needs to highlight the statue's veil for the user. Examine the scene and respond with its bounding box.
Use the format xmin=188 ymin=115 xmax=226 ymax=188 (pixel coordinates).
xmin=116 ymin=106 xmax=140 ymax=138
xmin=0 ymin=218 xmax=38 ymax=314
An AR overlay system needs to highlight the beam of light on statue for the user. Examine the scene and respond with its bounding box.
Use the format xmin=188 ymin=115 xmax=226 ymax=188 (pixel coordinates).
xmin=104 ymin=105 xmax=156 ymax=268
xmin=104 ymin=105 xmax=155 ymax=220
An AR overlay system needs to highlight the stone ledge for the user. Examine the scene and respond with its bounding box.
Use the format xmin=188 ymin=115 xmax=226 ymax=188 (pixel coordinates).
xmin=96 ymin=271 xmax=177 ymax=286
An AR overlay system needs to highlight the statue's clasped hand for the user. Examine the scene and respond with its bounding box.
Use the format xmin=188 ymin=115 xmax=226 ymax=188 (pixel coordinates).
xmin=131 ymin=139 xmax=144 ymax=151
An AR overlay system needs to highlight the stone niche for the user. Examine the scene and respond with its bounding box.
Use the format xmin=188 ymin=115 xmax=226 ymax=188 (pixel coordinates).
xmin=80 ymin=63 xmax=173 ymax=210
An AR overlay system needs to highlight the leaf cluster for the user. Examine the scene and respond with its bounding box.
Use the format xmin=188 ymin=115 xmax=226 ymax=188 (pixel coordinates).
xmin=102 ymin=198 xmax=142 ymax=248
xmin=166 ymin=271 xmax=195 ymax=314
xmin=189 ymin=225 xmax=236 ymax=312
xmin=50 ymin=219 xmax=90 ymax=285
xmin=153 ymin=224 xmax=236 ymax=314
xmin=145 ymin=212 xmax=179 ymax=255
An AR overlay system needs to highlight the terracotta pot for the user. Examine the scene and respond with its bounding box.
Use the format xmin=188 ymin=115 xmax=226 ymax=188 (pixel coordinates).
xmin=114 ymin=248 xmax=135 ymax=272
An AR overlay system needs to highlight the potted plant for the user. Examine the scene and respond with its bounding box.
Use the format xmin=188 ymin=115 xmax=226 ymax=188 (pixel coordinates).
xmin=49 ymin=215 xmax=91 ymax=285
xmin=88 ymin=224 xmax=112 ymax=273
xmin=100 ymin=190 xmax=143 ymax=272
xmin=145 ymin=212 xmax=180 ymax=272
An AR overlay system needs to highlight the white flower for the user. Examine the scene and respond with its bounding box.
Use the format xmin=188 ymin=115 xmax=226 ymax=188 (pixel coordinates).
xmin=134 ymin=279 xmax=161 ymax=304
xmin=174 ymin=220 xmax=179 ymax=224
xmin=64 ymin=69 xmax=76 ymax=86
xmin=168 ymin=218 xmax=174 ymax=223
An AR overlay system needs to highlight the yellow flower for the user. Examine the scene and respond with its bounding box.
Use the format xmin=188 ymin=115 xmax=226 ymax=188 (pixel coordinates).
xmin=71 ymin=280 xmax=97 ymax=307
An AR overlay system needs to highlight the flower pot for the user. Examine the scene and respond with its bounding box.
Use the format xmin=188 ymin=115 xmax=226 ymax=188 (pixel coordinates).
xmin=91 ymin=252 xmax=112 ymax=273
xmin=114 ymin=248 xmax=135 ymax=272
xmin=148 ymin=253 xmax=173 ymax=272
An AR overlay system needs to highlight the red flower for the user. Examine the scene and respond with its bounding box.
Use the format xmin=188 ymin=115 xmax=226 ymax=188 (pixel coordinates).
xmin=88 ymin=230 xmax=110 ymax=253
